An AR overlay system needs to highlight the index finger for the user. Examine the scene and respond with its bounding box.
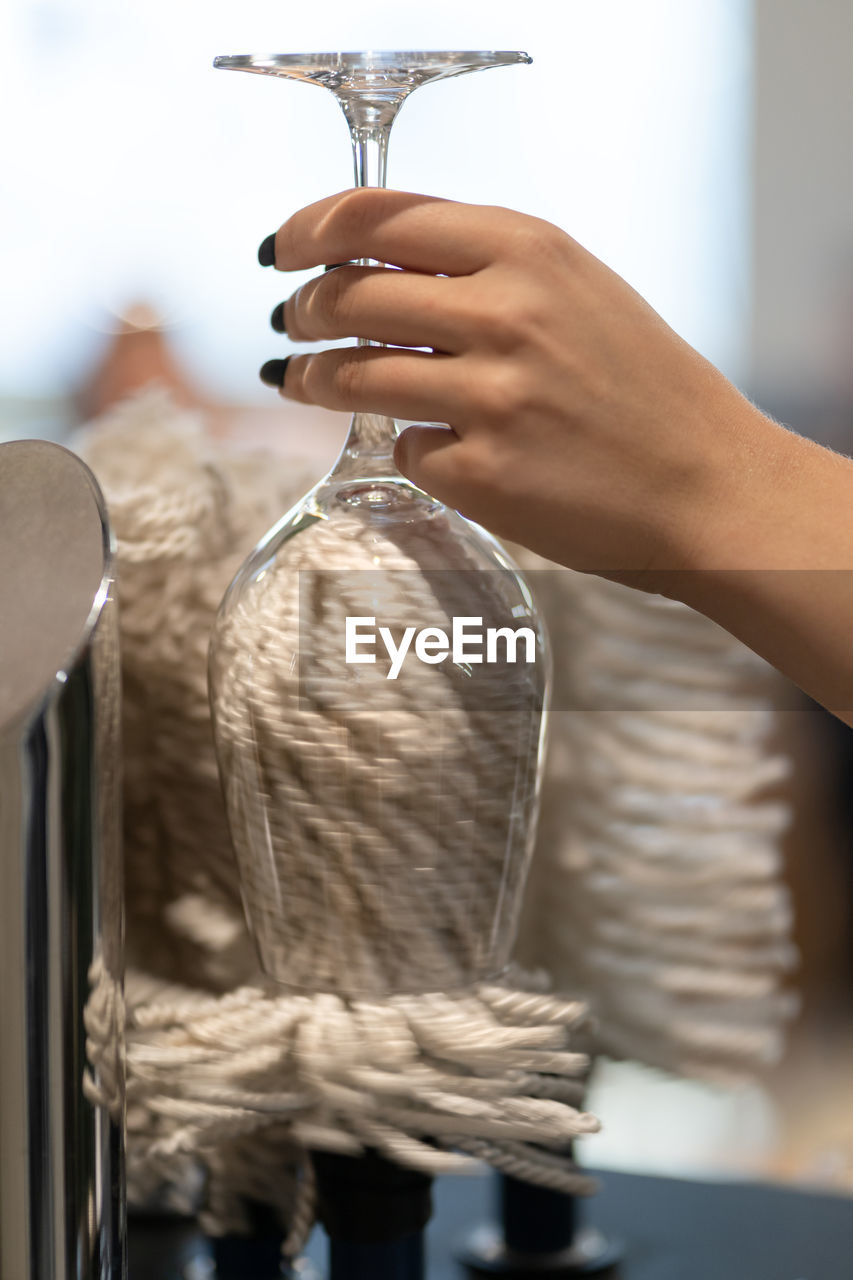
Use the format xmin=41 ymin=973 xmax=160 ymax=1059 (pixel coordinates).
xmin=271 ymin=188 xmax=508 ymax=277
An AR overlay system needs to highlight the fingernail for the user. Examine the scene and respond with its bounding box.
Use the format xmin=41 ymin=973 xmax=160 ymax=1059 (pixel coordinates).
xmin=258 ymin=234 xmax=277 ymax=267
xmin=259 ymin=357 xmax=290 ymax=388
xmin=324 ymin=262 xmax=352 ymax=272
xmin=270 ymin=301 xmax=286 ymax=334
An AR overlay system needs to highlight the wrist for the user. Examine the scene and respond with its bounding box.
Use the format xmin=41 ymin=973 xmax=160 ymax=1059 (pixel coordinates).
xmin=652 ymin=398 xmax=853 ymax=617
xmin=683 ymin=393 xmax=795 ymax=570
xmin=653 ymin=384 xmax=808 ymax=573
xmin=632 ymin=390 xmax=804 ymax=605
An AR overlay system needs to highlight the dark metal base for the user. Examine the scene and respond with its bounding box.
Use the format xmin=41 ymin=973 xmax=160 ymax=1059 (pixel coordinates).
xmin=130 ymin=1167 xmax=853 ymax=1279
xmin=457 ymin=1223 xmax=623 ymax=1277
xmin=327 ymin=1231 xmax=425 ymax=1280
xmin=312 ymin=1148 xmax=431 ymax=1280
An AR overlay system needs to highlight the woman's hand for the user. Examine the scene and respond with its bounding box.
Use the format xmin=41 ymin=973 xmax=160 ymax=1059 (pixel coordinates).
xmin=259 ymin=188 xmax=853 ymax=720
xmin=260 ymin=187 xmax=788 ymax=580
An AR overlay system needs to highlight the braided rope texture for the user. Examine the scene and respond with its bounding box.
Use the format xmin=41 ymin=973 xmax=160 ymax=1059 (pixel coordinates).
xmin=211 ymin=478 xmax=545 ymax=997
xmin=76 ymin=390 xmax=597 ymax=1247
xmin=513 ymin=552 xmax=797 ymax=1081
xmin=77 ymin=390 xmax=796 ymax=1243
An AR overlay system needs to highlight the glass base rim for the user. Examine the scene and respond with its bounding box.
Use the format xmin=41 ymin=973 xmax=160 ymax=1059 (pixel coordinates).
xmin=256 ymin=960 xmax=513 ymax=1000
xmin=213 ymin=51 xmax=532 ymax=88
xmin=214 ymin=50 xmax=531 ymax=67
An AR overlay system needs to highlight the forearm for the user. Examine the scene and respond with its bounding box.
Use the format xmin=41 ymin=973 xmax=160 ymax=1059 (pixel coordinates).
xmin=659 ymin=415 xmax=853 ymax=724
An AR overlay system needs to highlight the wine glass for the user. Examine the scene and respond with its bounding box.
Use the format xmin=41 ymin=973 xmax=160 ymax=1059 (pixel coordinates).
xmin=209 ymin=51 xmax=548 ymax=998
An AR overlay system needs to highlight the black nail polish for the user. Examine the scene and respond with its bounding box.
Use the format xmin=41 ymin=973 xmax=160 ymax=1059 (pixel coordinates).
xmin=258 ymin=234 xmax=277 ymax=267
xmin=324 ymin=262 xmax=352 ymax=272
xmin=270 ymin=302 xmax=286 ymax=334
xmin=259 ymin=357 xmax=290 ymax=388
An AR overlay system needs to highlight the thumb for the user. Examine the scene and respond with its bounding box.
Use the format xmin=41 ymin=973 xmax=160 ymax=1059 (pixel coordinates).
xmin=394 ymin=424 xmax=465 ymax=505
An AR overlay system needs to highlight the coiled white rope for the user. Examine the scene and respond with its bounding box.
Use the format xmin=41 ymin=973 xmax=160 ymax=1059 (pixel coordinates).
xmin=77 ymin=390 xmax=596 ymax=1253
xmin=211 ymin=487 xmax=545 ymax=997
xmin=78 ymin=388 xmax=795 ymax=1252
xmin=513 ymin=556 xmax=797 ymax=1080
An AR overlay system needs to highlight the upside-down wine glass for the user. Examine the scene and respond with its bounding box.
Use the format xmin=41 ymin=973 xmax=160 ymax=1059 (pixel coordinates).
xmin=209 ymin=51 xmax=549 ymax=998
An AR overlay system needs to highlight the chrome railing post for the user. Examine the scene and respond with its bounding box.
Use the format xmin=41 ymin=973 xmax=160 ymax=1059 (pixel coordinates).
xmin=0 ymin=439 xmax=125 ymax=1280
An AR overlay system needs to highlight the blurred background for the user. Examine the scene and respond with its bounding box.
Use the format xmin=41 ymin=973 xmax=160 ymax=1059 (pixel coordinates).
xmin=3 ymin=0 xmax=853 ymax=1196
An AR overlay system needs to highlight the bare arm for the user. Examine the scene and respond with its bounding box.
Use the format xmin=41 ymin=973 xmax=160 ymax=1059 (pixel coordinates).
xmin=259 ymin=188 xmax=853 ymax=724
xmin=655 ymin=432 xmax=853 ymax=722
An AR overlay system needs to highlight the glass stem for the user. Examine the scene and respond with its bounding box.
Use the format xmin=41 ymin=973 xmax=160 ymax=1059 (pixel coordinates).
xmin=350 ymin=122 xmax=389 ymax=346
xmin=350 ymin=121 xmax=390 ymax=193
xmin=329 ymin=101 xmax=406 ymax=481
